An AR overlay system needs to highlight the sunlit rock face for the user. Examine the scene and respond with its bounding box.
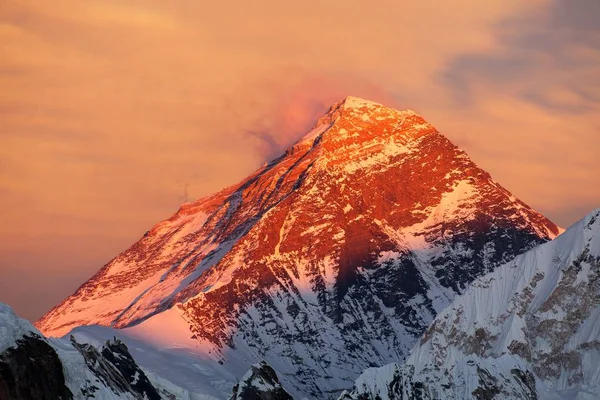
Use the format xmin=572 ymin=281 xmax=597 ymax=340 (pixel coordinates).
xmin=37 ymin=96 xmax=559 ymax=398
xmin=341 ymin=210 xmax=600 ymax=400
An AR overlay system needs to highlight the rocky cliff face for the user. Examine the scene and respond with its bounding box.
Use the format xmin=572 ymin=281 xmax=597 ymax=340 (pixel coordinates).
xmin=70 ymin=337 xmax=161 ymax=400
xmin=230 ymin=361 xmax=293 ymax=400
xmin=0 ymin=333 xmax=73 ymax=400
xmin=0 ymin=303 xmax=164 ymax=400
xmin=341 ymin=209 xmax=600 ymax=400
xmin=100 ymin=339 xmax=162 ymax=400
xmin=37 ymin=97 xmax=560 ymax=398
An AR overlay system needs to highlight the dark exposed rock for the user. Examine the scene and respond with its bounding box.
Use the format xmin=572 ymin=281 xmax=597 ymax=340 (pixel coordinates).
xmin=472 ymin=367 xmax=502 ymax=399
xmin=230 ymin=361 xmax=294 ymax=400
xmin=70 ymin=336 xmax=132 ymax=395
xmin=100 ymin=338 xmax=161 ymax=400
xmin=510 ymin=369 xmax=537 ymax=400
xmin=0 ymin=302 xmax=166 ymax=400
xmin=0 ymin=334 xmax=73 ymax=400
xmin=70 ymin=336 xmax=161 ymax=399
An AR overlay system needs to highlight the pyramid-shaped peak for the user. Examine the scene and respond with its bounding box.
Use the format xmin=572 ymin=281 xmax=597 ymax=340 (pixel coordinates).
xmin=289 ymin=96 xmax=430 ymax=156
xmin=36 ymin=87 xmax=561 ymax=399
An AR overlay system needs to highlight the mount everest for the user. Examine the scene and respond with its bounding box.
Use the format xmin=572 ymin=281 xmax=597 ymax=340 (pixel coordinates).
xmin=2 ymin=97 xmax=595 ymax=399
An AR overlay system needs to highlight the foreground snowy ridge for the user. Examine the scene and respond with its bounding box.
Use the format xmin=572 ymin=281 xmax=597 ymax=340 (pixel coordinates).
xmin=0 ymin=302 xmax=174 ymax=399
xmin=342 ymin=209 xmax=600 ymax=400
xmin=37 ymin=96 xmax=559 ymax=398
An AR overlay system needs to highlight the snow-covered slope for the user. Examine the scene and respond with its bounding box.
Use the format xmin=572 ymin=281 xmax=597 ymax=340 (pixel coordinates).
xmin=67 ymin=321 xmax=233 ymax=399
xmin=0 ymin=302 xmax=168 ymax=399
xmin=37 ymin=96 xmax=560 ymax=398
xmin=342 ymin=209 xmax=600 ymax=400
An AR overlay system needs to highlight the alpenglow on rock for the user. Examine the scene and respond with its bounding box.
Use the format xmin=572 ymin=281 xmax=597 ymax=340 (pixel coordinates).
xmin=341 ymin=209 xmax=600 ymax=400
xmin=37 ymin=96 xmax=560 ymax=398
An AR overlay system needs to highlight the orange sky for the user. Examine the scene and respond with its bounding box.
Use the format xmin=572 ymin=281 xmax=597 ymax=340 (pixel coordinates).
xmin=1 ymin=0 xmax=599 ymax=321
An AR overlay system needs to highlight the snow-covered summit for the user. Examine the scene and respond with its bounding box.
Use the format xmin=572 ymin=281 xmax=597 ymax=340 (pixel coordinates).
xmin=37 ymin=97 xmax=559 ymax=398
xmin=295 ymin=96 xmax=421 ymax=150
xmin=0 ymin=303 xmax=40 ymax=353
xmin=341 ymin=96 xmax=383 ymax=110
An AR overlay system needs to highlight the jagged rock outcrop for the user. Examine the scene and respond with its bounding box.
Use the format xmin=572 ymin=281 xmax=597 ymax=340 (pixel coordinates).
xmin=342 ymin=209 xmax=600 ymax=400
xmin=70 ymin=337 xmax=161 ymax=400
xmin=37 ymin=96 xmax=560 ymax=398
xmin=0 ymin=303 xmax=164 ymax=400
xmin=230 ymin=361 xmax=293 ymax=400
xmin=100 ymin=339 xmax=161 ymax=400
xmin=0 ymin=333 xmax=73 ymax=400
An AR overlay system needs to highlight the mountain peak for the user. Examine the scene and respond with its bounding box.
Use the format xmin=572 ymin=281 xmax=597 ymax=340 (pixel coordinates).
xmin=342 ymin=206 xmax=600 ymax=400
xmin=338 ymin=95 xmax=419 ymax=117
xmin=36 ymin=94 xmax=560 ymax=398
xmin=291 ymin=96 xmax=426 ymax=157
xmin=341 ymin=96 xmax=383 ymax=110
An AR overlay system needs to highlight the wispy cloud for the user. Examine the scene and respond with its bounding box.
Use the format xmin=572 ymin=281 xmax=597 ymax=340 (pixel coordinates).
xmin=431 ymin=0 xmax=600 ymax=220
